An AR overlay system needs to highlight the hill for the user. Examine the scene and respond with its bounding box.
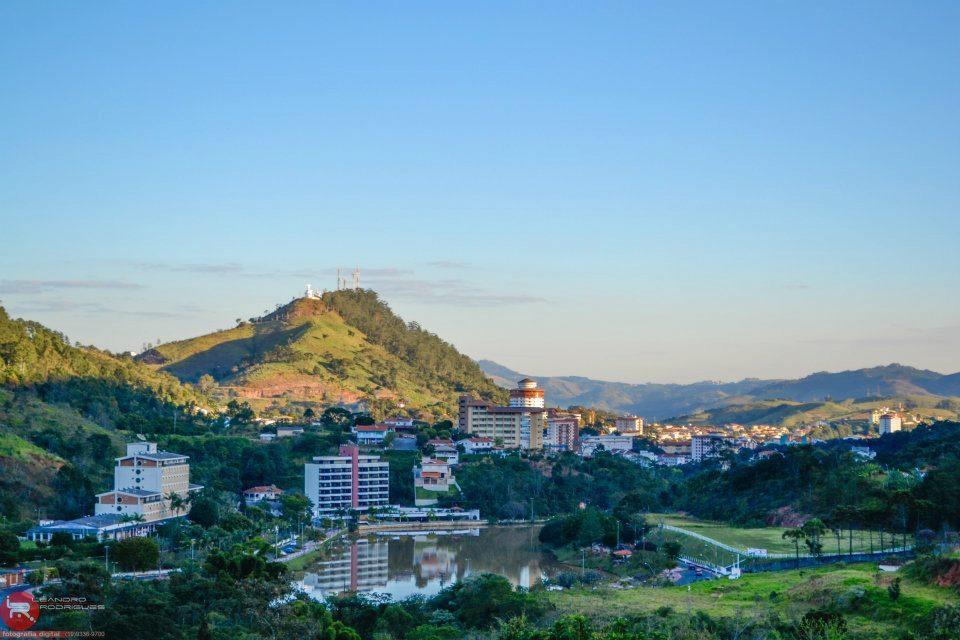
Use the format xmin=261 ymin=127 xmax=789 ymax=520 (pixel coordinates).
xmin=0 ymin=305 xmax=210 ymax=519
xmin=141 ymin=289 xmax=505 ymax=419
xmin=673 ymin=395 xmax=960 ymax=429
xmin=480 ymin=360 xmax=960 ymax=422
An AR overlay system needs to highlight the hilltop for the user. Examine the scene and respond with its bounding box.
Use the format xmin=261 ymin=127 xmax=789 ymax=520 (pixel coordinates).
xmin=480 ymin=360 xmax=960 ymax=424
xmin=141 ymin=289 xmax=505 ymax=419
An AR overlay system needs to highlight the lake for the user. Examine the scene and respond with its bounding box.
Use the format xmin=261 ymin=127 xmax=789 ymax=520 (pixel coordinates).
xmin=294 ymin=525 xmax=561 ymax=601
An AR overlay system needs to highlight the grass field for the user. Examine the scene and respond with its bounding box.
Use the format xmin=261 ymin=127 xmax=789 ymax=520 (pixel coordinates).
xmin=647 ymin=513 xmax=912 ymax=561
xmin=546 ymin=562 xmax=955 ymax=638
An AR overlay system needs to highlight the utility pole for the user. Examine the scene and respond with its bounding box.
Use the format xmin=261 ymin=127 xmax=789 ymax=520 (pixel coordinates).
xmin=104 ymin=544 xmax=110 ymax=574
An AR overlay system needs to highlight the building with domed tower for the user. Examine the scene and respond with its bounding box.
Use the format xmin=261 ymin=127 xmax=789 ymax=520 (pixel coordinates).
xmin=509 ymin=378 xmax=545 ymax=408
xmin=458 ymin=379 xmax=547 ymax=450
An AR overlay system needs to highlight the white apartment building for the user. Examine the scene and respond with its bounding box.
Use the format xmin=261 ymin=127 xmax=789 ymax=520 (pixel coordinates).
xmin=615 ymin=415 xmax=644 ymax=434
xmin=94 ymin=442 xmax=201 ymax=522
xmin=305 ymin=444 xmax=390 ymax=517
xmin=691 ymin=434 xmax=729 ymax=462
xmin=879 ymin=413 xmax=902 ymax=435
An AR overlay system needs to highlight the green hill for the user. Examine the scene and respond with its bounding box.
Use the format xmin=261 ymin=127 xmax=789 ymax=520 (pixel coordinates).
xmin=141 ymin=289 xmax=505 ymax=419
xmin=673 ymin=395 xmax=960 ymax=429
xmin=0 ymin=305 xmax=210 ymax=519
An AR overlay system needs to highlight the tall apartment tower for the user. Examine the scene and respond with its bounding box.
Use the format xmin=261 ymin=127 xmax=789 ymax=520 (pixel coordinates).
xmin=509 ymin=378 xmax=545 ymax=408
xmin=879 ymin=413 xmax=902 ymax=435
xmin=94 ymin=442 xmax=201 ymax=522
xmin=305 ymin=444 xmax=390 ymax=518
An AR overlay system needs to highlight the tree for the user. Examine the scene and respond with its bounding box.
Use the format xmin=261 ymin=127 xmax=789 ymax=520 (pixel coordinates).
xmin=801 ymin=518 xmax=828 ymax=558
xmin=188 ymin=496 xmax=221 ymax=528
xmin=197 ymin=374 xmax=216 ymax=395
xmin=782 ymin=527 xmax=805 ymax=569
xmin=0 ymin=529 xmax=19 ymax=567
xmin=280 ymin=494 xmax=312 ymax=526
xmin=113 ymin=536 xmax=160 ymax=572
xmin=168 ymin=492 xmax=189 ymax=517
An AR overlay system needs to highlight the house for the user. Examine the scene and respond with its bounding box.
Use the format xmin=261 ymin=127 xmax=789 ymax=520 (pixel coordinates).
xmin=276 ymin=426 xmax=305 ymax=438
xmin=352 ymin=424 xmax=393 ymax=446
xmin=259 ymin=432 xmax=276 ymax=442
xmin=28 ymin=514 xmax=156 ymax=543
xmin=461 ymin=437 xmax=494 ymax=454
xmin=384 ymin=416 xmax=415 ymax=430
xmin=427 ymin=438 xmax=459 ymax=465
xmin=414 ymin=458 xmax=458 ymax=506
xmin=243 ymin=485 xmax=283 ymax=502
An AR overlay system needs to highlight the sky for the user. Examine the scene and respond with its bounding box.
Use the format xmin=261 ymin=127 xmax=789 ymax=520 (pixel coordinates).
xmin=1 ymin=2 xmax=958 ymax=384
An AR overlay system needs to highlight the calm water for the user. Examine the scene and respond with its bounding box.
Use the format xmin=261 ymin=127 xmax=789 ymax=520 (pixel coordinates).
xmin=295 ymin=525 xmax=561 ymax=600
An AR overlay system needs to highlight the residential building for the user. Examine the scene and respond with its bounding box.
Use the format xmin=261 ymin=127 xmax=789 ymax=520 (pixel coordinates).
xmin=384 ymin=416 xmax=415 ymax=430
xmin=580 ymin=434 xmax=634 ymax=457
xmin=95 ymin=442 xmax=201 ymax=522
xmin=352 ymin=424 xmax=393 ymax=446
xmin=879 ymin=413 xmax=902 ymax=435
xmin=509 ymin=378 xmax=545 ymax=408
xmin=305 ymin=444 xmax=390 ymax=517
xmin=276 ymin=426 xmax=305 ymax=438
xmin=243 ymin=485 xmax=283 ymax=502
xmin=459 ymin=396 xmax=545 ymax=450
xmin=545 ymin=414 xmax=580 ymax=451
xmin=691 ymin=434 xmax=728 ymax=462
xmin=615 ymin=415 xmax=644 ymax=434
xmin=461 ymin=437 xmax=494 ymax=454
xmin=414 ymin=458 xmax=458 ymax=506
xmin=427 ymin=438 xmax=459 ymax=465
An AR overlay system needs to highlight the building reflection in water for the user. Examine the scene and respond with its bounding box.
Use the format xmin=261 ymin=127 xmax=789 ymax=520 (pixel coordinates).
xmin=298 ymin=526 xmax=554 ymax=600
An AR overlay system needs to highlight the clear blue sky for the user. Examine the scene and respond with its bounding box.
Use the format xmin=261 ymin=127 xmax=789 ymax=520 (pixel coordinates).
xmin=1 ymin=2 xmax=958 ymax=383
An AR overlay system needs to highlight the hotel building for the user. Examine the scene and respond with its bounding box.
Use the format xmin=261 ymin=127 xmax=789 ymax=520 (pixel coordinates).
xmin=94 ymin=442 xmax=201 ymax=522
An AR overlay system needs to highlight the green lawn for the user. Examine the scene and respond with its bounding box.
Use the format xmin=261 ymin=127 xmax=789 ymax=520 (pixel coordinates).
xmin=546 ymin=562 xmax=956 ymax=638
xmin=647 ymin=513 xmax=911 ymax=558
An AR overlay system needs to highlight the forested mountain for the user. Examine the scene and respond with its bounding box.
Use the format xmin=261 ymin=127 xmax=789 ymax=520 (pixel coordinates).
xmin=141 ymin=290 xmax=505 ymax=419
xmin=480 ymin=360 xmax=960 ymax=421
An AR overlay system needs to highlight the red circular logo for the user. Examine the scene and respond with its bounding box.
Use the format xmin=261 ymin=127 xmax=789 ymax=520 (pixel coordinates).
xmin=1 ymin=591 xmax=39 ymax=631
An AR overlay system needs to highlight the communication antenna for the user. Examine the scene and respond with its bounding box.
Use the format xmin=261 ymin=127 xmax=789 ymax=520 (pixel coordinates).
xmin=352 ymin=266 xmax=360 ymax=290
xmin=336 ymin=268 xmax=342 ymax=291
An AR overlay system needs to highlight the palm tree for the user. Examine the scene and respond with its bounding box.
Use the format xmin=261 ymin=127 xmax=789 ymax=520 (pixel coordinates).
xmin=167 ymin=492 xmax=189 ymax=517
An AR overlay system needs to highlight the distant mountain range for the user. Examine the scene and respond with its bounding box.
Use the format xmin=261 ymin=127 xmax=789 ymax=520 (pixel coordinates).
xmin=478 ymin=360 xmax=960 ymax=420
